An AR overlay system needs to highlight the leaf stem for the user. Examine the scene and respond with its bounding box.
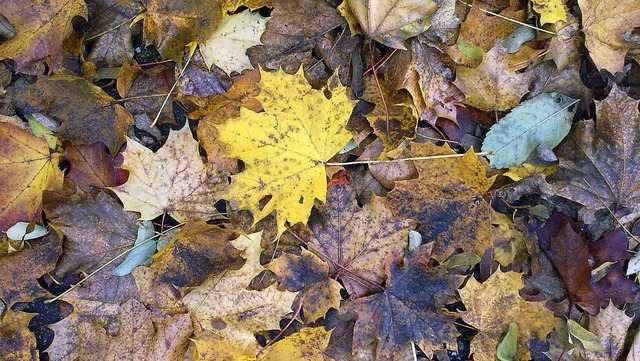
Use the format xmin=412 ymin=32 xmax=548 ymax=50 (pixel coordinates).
xmin=150 ymin=46 xmax=196 ymax=127
xmin=325 ymin=151 xmax=494 ymax=166
xmin=458 ymin=0 xmax=556 ymax=35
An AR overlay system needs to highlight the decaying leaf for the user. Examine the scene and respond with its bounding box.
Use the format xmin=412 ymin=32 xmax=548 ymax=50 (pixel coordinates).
xmin=454 ymin=42 xmax=532 ymax=111
xmin=111 ymin=125 xmax=225 ymax=222
xmin=200 ymin=10 xmax=268 ymax=75
xmin=21 ymin=75 xmax=134 ymax=155
xmin=346 ymin=250 xmax=463 ymax=359
xmin=346 ymin=0 xmax=440 ymax=49
xmin=384 ymin=142 xmax=495 ymax=262
xmin=183 ymin=232 xmax=297 ymax=354
xmin=579 ymin=0 xmax=640 ymax=73
xmin=583 ymin=301 xmax=633 ymax=360
xmin=0 ymin=122 xmax=63 ymax=230
xmin=143 ymin=0 xmax=221 ymax=62
xmin=258 ymin=327 xmax=332 ymax=361
xmin=459 ymin=270 xmax=556 ymax=361
xmin=216 ymin=68 xmax=355 ymax=236
xmin=549 ymin=86 xmax=640 ymax=222
xmin=0 ymin=310 xmax=37 ymax=360
xmin=0 ymin=0 xmax=87 ymax=70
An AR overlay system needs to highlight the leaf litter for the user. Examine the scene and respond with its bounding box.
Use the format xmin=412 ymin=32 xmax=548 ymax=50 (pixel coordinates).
xmin=1 ymin=0 xmax=640 ymax=360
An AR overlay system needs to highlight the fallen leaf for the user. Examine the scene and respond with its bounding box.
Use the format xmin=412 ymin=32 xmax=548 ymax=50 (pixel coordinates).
xmin=578 ymin=0 xmax=640 ymax=73
xmin=459 ymin=270 xmax=556 ymax=361
xmin=246 ymin=0 xmax=356 ymax=88
xmin=491 ymin=211 xmax=527 ymax=267
xmin=48 ymin=297 xmax=192 ymax=361
xmin=481 ymin=92 xmax=577 ymax=169
xmin=111 ymin=125 xmax=225 ymax=222
xmin=346 ymin=0 xmax=440 ymax=49
xmin=304 ymin=183 xmax=416 ymax=297
xmin=47 ymin=191 xmax=139 ymax=303
xmin=63 ymin=142 xmax=127 ymax=192
xmin=200 ymin=10 xmax=268 ymax=75
xmin=150 ymin=220 xmax=245 ymax=289
xmin=183 ymin=232 xmax=298 ymax=354
xmin=220 ymin=0 xmax=271 ymax=13
xmin=584 ymin=301 xmax=633 ymax=360
xmin=531 ymin=0 xmax=568 ymax=25
xmin=0 ymin=122 xmax=63 ymax=230
xmin=267 ymin=249 xmax=342 ymax=322
xmin=0 ymin=310 xmax=37 ymax=360
xmin=384 ymin=142 xmax=495 ymax=262
xmin=537 ymin=212 xmax=602 ymax=314
xmin=258 ymin=326 xmax=332 ymax=361
xmin=143 ymin=0 xmax=221 ymax=62
xmin=216 ymin=68 xmax=355 ymax=236
xmin=383 ymin=36 xmax=463 ymax=124
xmin=0 ymin=232 xmax=61 ymax=306
xmin=454 ymin=42 xmax=532 ymax=111
xmin=21 ymin=75 xmax=134 ymax=155
xmin=549 ymin=86 xmax=640 ymax=222
xmin=0 ymin=0 xmax=87 ymax=70
xmin=347 ymin=250 xmax=463 ymax=358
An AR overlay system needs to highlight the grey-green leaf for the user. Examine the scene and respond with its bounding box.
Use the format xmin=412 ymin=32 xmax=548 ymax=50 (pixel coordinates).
xmin=112 ymin=220 xmax=157 ymax=277
xmin=481 ymin=92 xmax=578 ymax=168
xmin=502 ymin=26 xmax=536 ymax=53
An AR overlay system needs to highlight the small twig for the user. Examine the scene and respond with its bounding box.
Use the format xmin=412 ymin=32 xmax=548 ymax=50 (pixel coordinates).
xmin=458 ymin=0 xmax=556 ymax=35
xmin=85 ymin=13 xmax=139 ymax=41
xmin=369 ymin=42 xmax=391 ymax=138
xmin=363 ymin=49 xmax=397 ymax=76
xmin=44 ymin=222 xmax=184 ymax=303
xmin=257 ymin=297 xmax=305 ymax=355
xmin=325 ymin=151 xmax=493 ymax=166
xmin=150 ymin=47 xmax=196 ymax=127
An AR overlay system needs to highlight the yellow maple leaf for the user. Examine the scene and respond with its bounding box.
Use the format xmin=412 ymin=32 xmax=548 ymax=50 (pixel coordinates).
xmin=216 ymin=68 xmax=355 ymax=236
xmin=531 ymin=0 xmax=568 ymax=25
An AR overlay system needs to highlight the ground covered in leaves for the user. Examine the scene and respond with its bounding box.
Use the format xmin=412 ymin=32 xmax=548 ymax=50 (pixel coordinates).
xmin=1 ymin=0 xmax=640 ymax=360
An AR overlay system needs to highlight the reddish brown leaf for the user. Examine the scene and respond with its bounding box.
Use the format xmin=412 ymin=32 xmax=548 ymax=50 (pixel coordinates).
xmin=64 ymin=142 xmax=127 ymax=192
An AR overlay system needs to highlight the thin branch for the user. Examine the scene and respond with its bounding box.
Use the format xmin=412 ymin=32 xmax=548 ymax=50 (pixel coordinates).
xmin=458 ymin=0 xmax=556 ymax=35
xmin=325 ymin=151 xmax=493 ymax=166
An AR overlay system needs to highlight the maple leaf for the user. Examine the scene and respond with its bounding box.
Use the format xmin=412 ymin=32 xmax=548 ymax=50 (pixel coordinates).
xmin=0 ymin=122 xmax=64 ymax=230
xmin=384 ymin=142 xmax=495 ymax=262
xmin=454 ymin=42 xmax=532 ymax=111
xmin=344 ymin=251 xmax=463 ymax=359
xmin=63 ymin=143 xmax=127 ymax=192
xmin=200 ymin=10 xmax=268 ymax=75
xmin=47 ymin=192 xmax=140 ymax=303
xmin=111 ymin=125 xmax=225 ymax=222
xmin=459 ymin=270 xmax=556 ymax=361
xmin=0 ymin=0 xmax=86 ymax=70
xmin=143 ymin=0 xmax=221 ymax=62
xmin=0 ymin=232 xmax=61 ymax=306
xmin=48 ymin=297 xmax=192 ymax=360
xmin=259 ymin=326 xmax=332 ymax=360
xmin=21 ymin=75 xmax=134 ymax=155
xmin=304 ymin=184 xmax=416 ymax=297
xmin=491 ymin=210 xmax=527 ymax=267
xmin=150 ymin=220 xmax=245 ymax=289
xmin=215 ymin=68 xmax=355 ymax=236
xmin=578 ymin=0 xmax=640 ymax=73
xmin=183 ymin=232 xmax=298 ymax=354
xmin=549 ymin=86 xmax=640 ymax=223
xmin=346 ymin=0 xmax=440 ymax=49
xmin=531 ymin=0 xmax=568 ymax=25
xmin=583 ymin=301 xmax=633 ymax=360
xmin=268 ymin=248 xmax=343 ymax=322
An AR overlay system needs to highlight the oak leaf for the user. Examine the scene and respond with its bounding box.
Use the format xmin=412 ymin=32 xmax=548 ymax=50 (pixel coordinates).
xmin=0 ymin=122 xmax=63 ymax=230
xmin=384 ymin=142 xmax=495 ymax=262
xmin=346 ymin=251 xmax=463 ymax=359
xmin=0 ymin=0 xmax=86 ymax=70
xmin=183 ymin=232 xmax=298 ymax=354
xmin=216 ymin=68 xmax=355 ymax=236
xmin=549 ymin=86 xmax=640 ymax=222
xmin=459 ymin=270 xmax=556 ymax=361
xmin=111 ymin=125 xmax=225 ymax=222
xmin=304 ymin=184 xmax=416 ymax=297
xmin=578 ymin=0 xmax=640 ymax=73
xmin=454 ymin=42 xmax=532 ymax=111
xmin=346 ymin=0 xmax=440 ymax=49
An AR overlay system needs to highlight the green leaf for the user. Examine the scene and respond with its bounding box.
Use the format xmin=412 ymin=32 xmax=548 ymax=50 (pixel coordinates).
xmin=497 ymin=322 xmax=518 ymax=361
xmin=112 ymin=220 xmax=157 ymax=277
xmin=481 ymin=92 xmax=578 ymax=168
xmin=457 ymin=40 xmax=484 ymax=61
